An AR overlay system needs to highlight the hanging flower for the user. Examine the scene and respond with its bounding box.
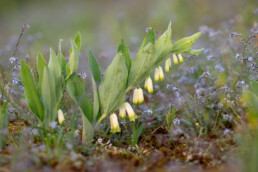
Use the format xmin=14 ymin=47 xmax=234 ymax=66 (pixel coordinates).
xmin=144 ymin=78 xmax=148 ymax=90
xmin=110 ymin=113 xmax=121 ymax=133
xmin=133 ymin=88 xmax=139 ymax=105
xmin=58 ymin=109 xmax=65 ymax=124
xmin=145 ymin=76 xmax=153 ymax=94
xmin=178 ymin=53 xmax=184 ymax=63
xmin=165 ymin=57 xmax=171 ymax=73
xmin=119 ymin=104 xmax=126 ymax=120
xmin=158 ymin=66 xmax=164 ymax=81
xmin=173 ymin=54 xmax=179 ymax=65
xmin=125 ymin=102 xmax=138 ymax=121
xmin=168 ymin=57 xmax=172 ymax=68
xmin=154 ymin=67 xmax=160 ymax=82
xmin=138 ymin=88 xmax=144 ymax=104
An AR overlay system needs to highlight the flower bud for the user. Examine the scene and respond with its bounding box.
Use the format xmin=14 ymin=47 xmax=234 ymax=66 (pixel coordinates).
xmin=138 ymin=88 xmax=144 ymax=104
xmin=146 ymin=77 xmax=153 ymax=94
xmin=154 ymin=67 xmax=160 ymax=82
xmin=58 ymin=109 xmax=65 ymax=124
xmin=165 ymin=58 xmax=170 ymax=73
xmin=110 ymin=113 xmax=121 ymax=133
xmin=144 ymin=79 xmax=148 ymax=90
xmin=125 ymin=102 xmax=138 ymax=121
xmin=119 ymin=104 xmax=126 ymax=120
xmin=168 ymin=57 xmax=172 ymax=68
xmin=158 ymin=66 xmax=164 ymax=81
xmin=178 ymin=54 xmax=184 ymax=63
xmin=173 ymin=54 xmax=178 ymax=65
xmin=133 ymin=88 xmax=139 ymax=105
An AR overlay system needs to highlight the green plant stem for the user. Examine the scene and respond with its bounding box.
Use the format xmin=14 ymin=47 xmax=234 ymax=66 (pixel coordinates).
xmin=94 ymin=113 xmax=107 ymax=129
xmin=122 ymin=122 xmax=131 ymax=137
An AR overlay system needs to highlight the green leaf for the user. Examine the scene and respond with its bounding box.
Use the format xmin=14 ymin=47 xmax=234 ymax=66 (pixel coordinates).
xmin=250 ymin=79 xmax=258 ymax=96
xmin=42 ymin=66 xmax=57 ymax=126
xmin=37 ymin=52 xmax=47 ymax=92
xmin=172 ymin=32 xmax=202 ymax=53
xmin=127 ymin=29 xmax=156 ymax=90
xmin=88 ymin=51 xmax=101 ymax=84
xmin=98 ymin=52 xmax=128 ymax=115
xmin=142 ymin=28 xmax=156 ymax=48
xmin=48 ymin=48 xmax=63 ymax=104
xmin=58 ymin=39 xmax=67 ymax=78
xmin=66 ymin=40 xmax=79 ymax=79
xmin=137 ymin=123 xmax=145 ymax=139
xmin=243 ymin=88 xmax=258 ymax=118
xmin=185 ymin=48 xmax=204 ymax=55
xmin=82 ymin=115 xmax=94 ymax=144
xmin=75 ymin=32 xmax=81 ymax=52
xmin=92 ymin=77 xmax=100 ymax=122
xmin=21 ymin=60 xmax=44 ymax=121
xmin=155 ymin=22 xmax=173 ymax=65
xmin=0 ymin=101 xmax=8 ymax=148
xmin=118 ymin=39 xmax=131 ymax=74
xmin=66 ymin=74 xmax=93 ymax=122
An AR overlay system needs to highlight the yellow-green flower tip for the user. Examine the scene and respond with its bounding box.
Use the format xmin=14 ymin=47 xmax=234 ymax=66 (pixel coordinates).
xmin=124 ymin=102 xmax=138 ymax=121
xmin=146 ymin=77 xmax=153 ymax=94
xmin=173 ymin=54 xmax=179 ymax=65
xmin=119 ymin=105 xmax=126 ymax=120
xmin=110 ymin=113 xmax=121 ymax=133
xmin=154 ymin=67 xmax=160 ymax=82
xmin=168 ymin=57 xmax=172 ymax=68
xmin=144 ymin=79 xmax=148 ymax=90
xmin=138 ymin=88 xmax=144 ymax=104
xmin=133 ymin=88 xmax=139 ymax=105
xmin=178 ymin=54 xmax=184 ymax=63
xmin=165 ymin=59 xmax=170 ymax=73
xmin=158 ymin=66 xmax=164 ymax=81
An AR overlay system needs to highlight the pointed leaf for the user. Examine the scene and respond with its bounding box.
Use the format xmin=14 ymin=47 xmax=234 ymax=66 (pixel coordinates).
xmin=127 ymin=29 xmax=156 ymax=90
xmin=42 ymin=66 xmax=57 ymax=126
xmin=172 ymin=32 xmax=202 ymax=53
xmin=92 ymin=77 xmax=100 ymax=122
xmin=66 ymin=40 xmax=79 ymax=79
xmin=37 ymin=52 xmax=47 ymax=92
xmin=185 ymin=48 xmax=204 ymax=55
xmin=118 ymin=39 xmax=131 ymax=74
xmin=75 ymin=32 xmax=81 ymax=52
xmin=66 ymin=74 xmax=93 ymax=122
xmin=0 ymin=101 xmax=8 ymax=148
xmin=243 ymin=88 xmax=258 ymax=118
xmin=142 ymin=28 xmax=156 ymax=48
xmin=82 ymin=115 xmax=94 ymax=144
xmin=48 ymin=48 xmax=63 ymax=103
xmin=88 ymin=51 xmax=101 ymax=84
xmin=155 ymin=22 xmax=173 ymax=65
xmin=58 ymin=39 xmax=67 ymax=77
xmin=98 ymin=52 xmax=128 ymax=114
xmin=21 ymin=60 xmax=44 ymax=121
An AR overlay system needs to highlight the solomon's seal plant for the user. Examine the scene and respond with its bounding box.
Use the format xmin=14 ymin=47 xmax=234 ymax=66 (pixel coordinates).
xmin=20 ymin=22 xmax=203 ymax=144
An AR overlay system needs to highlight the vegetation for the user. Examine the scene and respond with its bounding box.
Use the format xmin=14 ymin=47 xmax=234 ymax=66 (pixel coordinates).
xmin=0 ymin=1 xmax=257 ymax=171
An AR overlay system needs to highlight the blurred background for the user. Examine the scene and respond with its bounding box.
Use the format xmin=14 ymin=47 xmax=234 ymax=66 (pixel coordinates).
xmin=0 ymin=0 xmax=256 ymax=64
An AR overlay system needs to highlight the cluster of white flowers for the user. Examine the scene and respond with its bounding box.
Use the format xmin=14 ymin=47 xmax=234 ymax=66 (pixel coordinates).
xmin=109 ymin=102 xmax=138 ymax=133
xmin=144 ymin=77 xmax=153 ymax=94
xmin=109 ymin=53 xmax=185 ymax=133
xmin=172 ymin=54 xmax=184 ymax=65
xmin=119 ymin=102 xmax=138 ymax=121
xmin=133 ymin=88 xmax=144 ymax=105
xmin=154 ymin=66 xmax=164 ymax=82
